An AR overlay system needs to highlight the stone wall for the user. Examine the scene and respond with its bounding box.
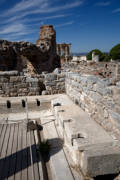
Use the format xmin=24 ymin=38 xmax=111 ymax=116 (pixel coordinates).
xmin=42 ymin=72 xmax=65 ymax=95
xmin=0 ymin=71 xmax=44 ymax=97
xmin=0 ymin=70 xmax=65 ymax=97
xmin=62 ymin=61 xmax=120 ymax=79
xmin=65 ymin=72 xmax=120 ymax=140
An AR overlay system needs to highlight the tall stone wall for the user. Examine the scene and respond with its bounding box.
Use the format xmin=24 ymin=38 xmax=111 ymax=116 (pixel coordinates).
xmin=65 ymin=72 xmax=120 ymax=140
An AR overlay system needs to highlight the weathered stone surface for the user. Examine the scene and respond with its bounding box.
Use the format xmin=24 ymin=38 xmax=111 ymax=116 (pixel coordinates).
xmin=0 ymin=25 xmax=60 ymax=74
xmin=66 ymin=72 xmax=120 ymax=142
xmin=81 ymin=144 xmax=120 ymax=177
xmin=0 ymin=71 xmax=18 ymax=76
xmin=53 ymin=68 xmax=61 ymax=74
xmin=44 ymin=74 xmax=57 ymax=81
xmin=51 ymin=95 xmax=120 ymax=178
xmin=0 ymin=69 xmax=65 ymax=97
xmin=36 ymin=25 xmax=60 ymax=73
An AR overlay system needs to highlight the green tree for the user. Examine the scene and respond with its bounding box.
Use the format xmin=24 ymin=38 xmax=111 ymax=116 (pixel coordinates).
xmin=87 ymin=49 xmax=104 ymax=61
xmin=109 ymin=44 xmax=120 ymax=61
xmin=102 ymin=53 xmax=111 ymax=62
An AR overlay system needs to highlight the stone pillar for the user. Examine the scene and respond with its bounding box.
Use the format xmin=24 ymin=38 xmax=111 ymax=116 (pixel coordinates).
xmin=115 ymin=64 xmax=120 ymax=81
xmin=61 ymin=45 xmax=64 ymax=56
xmin=68 ymin=44 xmax=71 ymax=57
xmin=65 ymin=46 xmax=68 ymax=57
xmin=92 ymin=52 xmax=99 ymax=62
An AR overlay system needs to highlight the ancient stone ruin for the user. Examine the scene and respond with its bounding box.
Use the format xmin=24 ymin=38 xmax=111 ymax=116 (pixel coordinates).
xmin=57 ymin=43 xmax=71 ymax=63
xmin=0 ymin=25 xmax=120 ymax=180
xmin=36 ymin=25 xmax=60 ymax=72
xmin=0 ymin=25 xmax=60 ymax=74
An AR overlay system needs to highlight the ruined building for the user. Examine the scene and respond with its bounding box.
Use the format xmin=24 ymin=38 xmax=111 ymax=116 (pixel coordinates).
xmin=0 ymin=25 xmax=60 ymax=74
xmin=57 ymin=43 xmax=71 ymax=63
xmin=0 ymin=24 xmax=120 ymax=180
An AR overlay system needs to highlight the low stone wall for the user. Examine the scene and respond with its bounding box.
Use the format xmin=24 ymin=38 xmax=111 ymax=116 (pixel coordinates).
xmin=0 ymin=71 xmax=65 ymax=97
xmin=42 ymin=73 xmax=65 ymax=95
xmin=65 ymin=72 xmax=120 ymax=140
xmin=0 ymin=71 xmax=43 ymax=97
xmin=62 ymin=61 xmax=120 ymax=80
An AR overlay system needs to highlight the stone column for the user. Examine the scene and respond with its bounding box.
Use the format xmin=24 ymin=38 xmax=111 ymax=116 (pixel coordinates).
xmin=65 ymin=46 xmax=68 ymax=57
xmin=115 ymin=64 xmax=120 ymax=81
xmin=92 ymin=52 xmax=99 ymax=62
xmin=68 ymin=44 xmax=71 ymax=57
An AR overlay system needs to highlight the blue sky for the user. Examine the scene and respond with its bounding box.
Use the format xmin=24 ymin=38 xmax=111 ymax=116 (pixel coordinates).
xmin=0 ymin=0 xmax=120 ymax=52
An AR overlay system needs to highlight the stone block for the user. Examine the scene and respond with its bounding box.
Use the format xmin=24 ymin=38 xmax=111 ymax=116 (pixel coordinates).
xmin=80 ymin=78 xmax=88 ymax=86
xmin=29 ymin=82 xmax=39 ymax=87
xmin=9 ymin=92 xmax=18 ymax=97
xmin=117 ymin=81 xmax=120 ymax=87
xmin=45 ymin=81 xmax=56 ymax=86
xmin=80 ymin=144 xmax=120 ymax=177
xmin=9 ymin=88 xmax=17 ymax=93
xmin=46 ymin=86 xmax=52 ymax=91
xmin=15 ymin=83 xmax=28 ymax=88
xmin=0 ymin=77 xmax=8 ymax=82
xmin=57 ymin=78 xmax=65 ymax=82
xmin=10 ymin=76 xmax=25 ymax=83
xmin=56 ymin=82 xmax=65 ymax=87
xmin=53 ymin=68 xmax=61 ymax=74
xmin=26 ymin=77 xmax=39 ymax=83
xmin=29 ymin=87 xmax=40 ymax=92
xmin=18 ymin=93 xmax=27 ymax=96
xmin=42 ymin=90 xmax=48 ymax=95
xmin=89 ymin=91 xmax=102 ymax=103
xmin=28 ymin=92 xmax=36 ymax=96
xmin=57 ymin=74 xmax=65 ymax=79
xmin=87 ymin=76 xmax=98 ymax=84
xmin=109 ymin=110 xmax=120 ymax=128
xmin=0 ymin=90 xmax=4 ymax=94
xmin=35 ymin=92 xmax=40 ymax=95
xmin=5 ymin=83 xmax=14 ymax=88
xmin=18 ymin=88 xmax=28 ymax=93
xmin=94 ymin=85 xmax=113 ymax=96
xmin=0 ymin=71 xmax=18 ymax=76
xmin=44 ymin=74 xmax=57 ymax=81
